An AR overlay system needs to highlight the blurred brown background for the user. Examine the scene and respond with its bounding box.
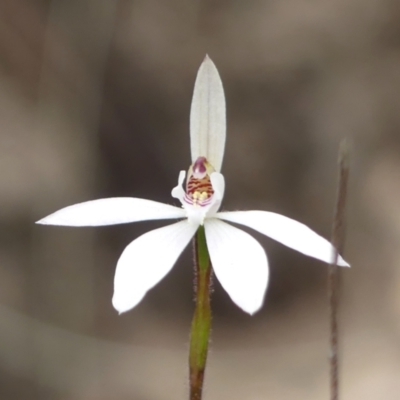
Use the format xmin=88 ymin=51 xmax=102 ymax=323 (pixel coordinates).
xmin=1 ymin=0 xmax=400 ymax=399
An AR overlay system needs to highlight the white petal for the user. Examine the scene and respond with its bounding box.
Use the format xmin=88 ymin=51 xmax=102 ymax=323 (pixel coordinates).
xmin=113 ymin=220 xmax=199 ymax=313
xmin=210 ymin=172 xmax=225 ymax=202
xmin=206 ymin=172 xmax=225 ymax=217
xmin=217 ymin=211 xmax=350 ymax=267
xmin=171 ymin=170 xmax=186 ymax=203
xmin=204 ymin=219 xmax=268 ymax=315
xmin=36 ymin=198 xmax=186 ymax=226
xmin=190 ymin=55 xmax=226 ymax=172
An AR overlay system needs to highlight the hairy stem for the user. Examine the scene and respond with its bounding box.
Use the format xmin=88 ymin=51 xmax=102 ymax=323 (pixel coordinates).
xmin=189 ymin=226 xmax=212 ymax=400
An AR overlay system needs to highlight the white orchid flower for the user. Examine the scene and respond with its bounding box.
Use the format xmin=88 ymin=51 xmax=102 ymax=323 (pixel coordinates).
xmin=37 ymin=56 xmax=349 ymax=315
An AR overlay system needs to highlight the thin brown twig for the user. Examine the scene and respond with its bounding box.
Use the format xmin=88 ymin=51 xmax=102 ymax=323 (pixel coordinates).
xmin=329 ymin=139 xmax=350 ymax=400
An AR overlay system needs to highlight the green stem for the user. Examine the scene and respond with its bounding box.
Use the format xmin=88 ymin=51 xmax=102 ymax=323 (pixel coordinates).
xmin=189 ymin=225 xmax=212 ymax=400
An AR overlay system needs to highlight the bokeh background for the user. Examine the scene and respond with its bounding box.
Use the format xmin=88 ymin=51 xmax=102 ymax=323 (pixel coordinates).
xmin=1 ymin=0 xmax=400 ymax=399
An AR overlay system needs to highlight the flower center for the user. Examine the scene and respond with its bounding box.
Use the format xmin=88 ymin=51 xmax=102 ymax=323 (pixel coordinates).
xmin=185 ymin=157 xmax=215 ymax=207
xmin=171 ymin=156 xmax=224 ymax=225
